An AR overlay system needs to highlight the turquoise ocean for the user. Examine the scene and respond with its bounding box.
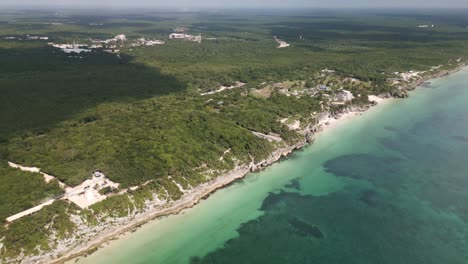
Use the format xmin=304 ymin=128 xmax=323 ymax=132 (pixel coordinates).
xmin=75 ymin=67 xmax=468 ymax=264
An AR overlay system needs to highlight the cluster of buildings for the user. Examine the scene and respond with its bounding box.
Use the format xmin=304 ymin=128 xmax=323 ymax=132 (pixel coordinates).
xmin=90 ymin=34 xmax=128 ymax=52
xmin=418 ymin=24 xmax=435 ymax=28
xmin=278 ymin=85 xmax=319 ymax=97
xmin=169 ymin=33 xmax=202 ymax=43
xmin=94 ymin=34 xmax=127 ymax=44
xmin=5 ymin=162 xmax=121 ymax=223
xmin=168 ymin=25 xmax=203 ymax=43
xmin=26 ymin=35 xmax=49 ymax=40
xmin=48 ymin=33 xmax=167 ymax=56
xmin=388 ymin=71 xmax=424 ymax=86
xmin=65 ymin=171 xmax=120 ymax=209
xmin=48 ymin=34 xmax=130 ymax=55
xmin=278 ymin=85 xmax=333 ymax=97
xmin=48 ymin=42 xmax=92 ymax=54
xmin=274 ymin=68 xmax=358 ymax=105
xmin=330 ymin=89 xmax=355 ymax=105
xmin=130 ymin=37 xmax=165 ymax=47
xmin=4 ymin=35 xmax=49 ymax=41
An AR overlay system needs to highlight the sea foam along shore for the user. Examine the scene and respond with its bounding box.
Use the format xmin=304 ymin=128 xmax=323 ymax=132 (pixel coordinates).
xmin=32 ymin=64 xmax=466 ymax=264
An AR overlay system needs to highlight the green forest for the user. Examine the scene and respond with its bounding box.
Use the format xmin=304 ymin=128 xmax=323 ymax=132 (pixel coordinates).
xmin=1 ymin=8 xmax=468 ymax=260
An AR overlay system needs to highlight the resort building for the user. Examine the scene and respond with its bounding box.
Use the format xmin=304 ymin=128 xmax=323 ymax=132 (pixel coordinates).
xmin=169 ymin=33 xmax=202 ymax=43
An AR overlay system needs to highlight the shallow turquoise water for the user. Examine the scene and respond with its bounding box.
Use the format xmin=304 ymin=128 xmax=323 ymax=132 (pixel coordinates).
xmin=76 ymin=68 xmax=468 ymax=264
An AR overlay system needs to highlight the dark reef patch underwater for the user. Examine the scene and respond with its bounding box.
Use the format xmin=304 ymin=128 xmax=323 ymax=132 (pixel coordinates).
xmin=190 ymin=70 xmax=468 ymax=264
xmin=75 ymin=69 xmax=468 ymax=264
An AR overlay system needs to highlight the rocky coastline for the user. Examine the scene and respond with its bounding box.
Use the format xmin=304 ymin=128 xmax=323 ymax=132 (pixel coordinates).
xmin=392 ymin=63 xmax=467 ymax=98
xmin=8 ymin=63 xmax=467 ymax=264
xmin=40 ymin=105 xmax=375 ymax=264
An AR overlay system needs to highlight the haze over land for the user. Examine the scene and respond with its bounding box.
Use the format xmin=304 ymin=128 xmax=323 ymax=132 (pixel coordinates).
xmin=1 ymin=3 xmax=468 ymax=264
xmin=1 ymin=0 xmax=468 ymax=8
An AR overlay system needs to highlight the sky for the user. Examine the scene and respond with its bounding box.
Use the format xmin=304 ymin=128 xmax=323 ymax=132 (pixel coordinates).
xmin=0 ymin=0 xmax=468 ymax=9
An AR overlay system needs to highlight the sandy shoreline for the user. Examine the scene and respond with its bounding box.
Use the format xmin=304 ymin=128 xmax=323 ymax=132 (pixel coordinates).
xmin=318 ymin=99 xmax=394 ymax=134
xmin=50 ymin=99 xmax=391 ymax=264
xmin=42 ymin=65 xmax=465 ymax=264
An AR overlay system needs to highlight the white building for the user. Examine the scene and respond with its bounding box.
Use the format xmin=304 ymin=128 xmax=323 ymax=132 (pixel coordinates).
xmin=169 ymin=33 xmax=202 ymax=43
xmin=169 ymin=33 xmax=187 ymax=39
xmin=115 ymin=34 xmax=127 ymax=41
xmin=132 ymin=38 xmax=165 ymax=46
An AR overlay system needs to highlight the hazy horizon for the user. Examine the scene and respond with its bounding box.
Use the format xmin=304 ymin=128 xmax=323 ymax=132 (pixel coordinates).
xmin=1 ymin=0 xmax=468 ymax=9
